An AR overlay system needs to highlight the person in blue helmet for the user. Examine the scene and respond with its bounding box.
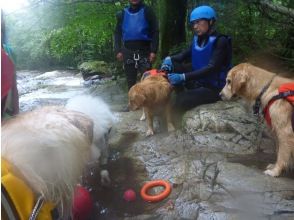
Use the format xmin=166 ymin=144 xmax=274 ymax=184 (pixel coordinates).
xmin=161 ymin=5 xmax=232 ymax=113
xmin=114 ymin=0 xmax=159 ymax=111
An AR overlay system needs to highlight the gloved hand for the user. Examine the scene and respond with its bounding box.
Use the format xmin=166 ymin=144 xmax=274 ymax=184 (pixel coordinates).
xmin=160 ymin=56 xmax=173 ymax=72
xmin=168 ymin=73 xmax=186 ymax=85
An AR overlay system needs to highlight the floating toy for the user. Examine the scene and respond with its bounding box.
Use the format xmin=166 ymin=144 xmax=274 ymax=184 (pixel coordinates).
xmin=140 ymin=180 xmax=171 ymax=202
xmin=123 ymin=189 xmax=136 ymax=202
xmin=73 ymin=186 xmax=93 ymax=220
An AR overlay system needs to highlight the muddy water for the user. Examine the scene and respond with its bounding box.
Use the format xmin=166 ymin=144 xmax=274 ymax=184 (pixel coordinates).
xmin=82 ymin=132 xmax=163 ymax=219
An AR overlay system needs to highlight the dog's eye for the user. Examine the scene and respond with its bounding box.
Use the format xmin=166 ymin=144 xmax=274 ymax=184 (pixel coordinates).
xmin=227 ymin=79 xmax=231 ymax=84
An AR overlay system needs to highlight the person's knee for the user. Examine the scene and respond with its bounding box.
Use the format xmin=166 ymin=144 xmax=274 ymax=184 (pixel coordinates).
xmin=174 ymin=94 xmax=191 ymax=111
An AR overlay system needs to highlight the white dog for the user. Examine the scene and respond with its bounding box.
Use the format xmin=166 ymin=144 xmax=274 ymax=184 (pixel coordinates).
xmin=66 ymin=95 xmax=115 ymax=184
xmin=1 ymin=95 xmax=114 ymax=219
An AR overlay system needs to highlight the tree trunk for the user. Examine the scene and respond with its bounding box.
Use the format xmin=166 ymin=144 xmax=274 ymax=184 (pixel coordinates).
xmin=157 ymin=0 xmax=187 ymax=59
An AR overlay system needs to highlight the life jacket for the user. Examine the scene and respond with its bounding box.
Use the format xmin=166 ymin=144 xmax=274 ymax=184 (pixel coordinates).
xmin=1 ymin=48 xmax=19 ymax=117
xmin=191 ymin=35 xmax=232 ymax=89
xmin=1 ymin=48 xmax=14 ymax=99
xmin=122 ymin=6 xmax=151 ymax=41
xmin=262 ymin=82 xmax=294 ymax=130
xmin=141 ymin=69 xmax=167 ymax=80
xmin=1 ymin=158 xmax=55 ymax=220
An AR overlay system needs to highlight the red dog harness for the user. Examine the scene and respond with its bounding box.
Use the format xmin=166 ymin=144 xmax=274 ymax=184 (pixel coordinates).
xmin=141 ymin=69 xmax=167 ymax=80
xmin=262 ymin=82 xmax=294 ymax=130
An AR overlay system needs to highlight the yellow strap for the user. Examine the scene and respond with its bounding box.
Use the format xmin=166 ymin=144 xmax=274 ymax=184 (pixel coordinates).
xmin=1 ymin=158 xmax=54 ymax=220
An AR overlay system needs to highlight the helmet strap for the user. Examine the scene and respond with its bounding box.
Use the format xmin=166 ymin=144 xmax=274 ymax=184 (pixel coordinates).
xmin=207 ymin=19 xmax=215 ymax=34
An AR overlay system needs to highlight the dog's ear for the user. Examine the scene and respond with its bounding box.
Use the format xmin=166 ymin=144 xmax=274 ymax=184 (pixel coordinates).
xmin=231 ymin=65 xmax=249 ymax=95
xmin=135 ymin=93 xmax=146 ymax=105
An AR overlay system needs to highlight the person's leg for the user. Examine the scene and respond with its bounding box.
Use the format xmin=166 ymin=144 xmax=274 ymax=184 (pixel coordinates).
xmin=121 ymin=50 xmax=138 ymax=111
xmin=138 ymin=51 xmax=152 ymax=77
xmin=122 ymin=48 xmax=139 ymax=90
xmin=175 ymin=87 xmax=220 ymax=111
xmin=124 ymin=63 xmax=138 ymax=90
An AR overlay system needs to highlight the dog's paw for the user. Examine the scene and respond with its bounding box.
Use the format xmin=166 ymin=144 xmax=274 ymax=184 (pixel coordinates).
xmin=146 ymin=129 xmax=154 ymax=136
xmin=167 ymin=123 xmax=175 ymax=132
xmin=264 ymin=169 xmax=280 ymax=177
xmin=140 ymin=114 xmax=146 ymax=121
xmin=100 ymin=170 xmax=111 ymax=186
xmin=266 ymin=163 xmax=275 ymax=170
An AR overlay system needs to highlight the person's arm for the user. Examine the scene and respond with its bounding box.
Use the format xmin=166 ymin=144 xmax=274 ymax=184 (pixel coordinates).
xmin=170 ymin=46 xmax=192 ymax=63
xmin=145 ymin=6 xmax=159 ymax=53
xmin=114 ymin=10 xmax=123 ymax=54
xmin=184 ymin=36 xmax=229 ymax=81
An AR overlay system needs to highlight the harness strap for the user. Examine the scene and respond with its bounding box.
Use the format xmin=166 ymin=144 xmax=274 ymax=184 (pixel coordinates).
xmin=29 ymin=196 xmax=44 ymax=220
xmin=253 ymin=75 xmax=276 ymax=115
xmin=272 ymin=90 xmax=294 ymax=101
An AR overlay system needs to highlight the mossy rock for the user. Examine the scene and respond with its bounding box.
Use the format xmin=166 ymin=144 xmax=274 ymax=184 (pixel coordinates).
xmin=78 ymin=61 xmax=112 ymax=79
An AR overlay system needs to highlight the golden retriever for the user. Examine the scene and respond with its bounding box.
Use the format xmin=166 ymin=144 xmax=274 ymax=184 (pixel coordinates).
xmin=128 ymin=74 xmax=175 ymax=136
xmin=220 ymin=63 xmax=294 ymax=177
xmin=1 ymin=95 xmax=114 ymax=219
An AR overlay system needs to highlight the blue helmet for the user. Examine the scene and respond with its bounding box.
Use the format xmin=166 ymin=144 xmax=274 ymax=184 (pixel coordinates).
xmin=190 ymin=5 xmax=216 ymax=23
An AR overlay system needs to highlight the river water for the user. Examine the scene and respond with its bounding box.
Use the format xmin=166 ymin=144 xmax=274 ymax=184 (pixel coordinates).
xmin=17 ymin=70 xmax=87 ymax=112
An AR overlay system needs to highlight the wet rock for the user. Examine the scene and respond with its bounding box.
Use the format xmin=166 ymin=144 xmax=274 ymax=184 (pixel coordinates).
xmin=110 ymin=100 xmax=293 ymax=219
xmin=183 ymin=101 xmax=274 ymax=154
xmin=78 ymin=61 xmax=112 ymax=80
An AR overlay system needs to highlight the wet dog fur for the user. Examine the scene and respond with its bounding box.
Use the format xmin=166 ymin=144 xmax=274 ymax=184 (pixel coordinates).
xmin=128 ymin=75 xmax=175 ymax=136
xmin=1 ymin=95 xmax=114 ymax=218
xmin=220 ymin=63 xmax=294 ymax=177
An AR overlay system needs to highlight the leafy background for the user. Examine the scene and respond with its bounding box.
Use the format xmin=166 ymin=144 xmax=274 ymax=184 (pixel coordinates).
xmin=3 ymin=0 xmax=293 ymax=72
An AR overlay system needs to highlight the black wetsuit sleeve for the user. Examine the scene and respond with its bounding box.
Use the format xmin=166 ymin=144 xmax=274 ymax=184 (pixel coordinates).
xmin=114 ymin=10 xmax=123 ymax=54
xmin=144 ymin=6 xmax=159 ymax=53
xmin=170 ymin=46 xmax=192 ymax=63
xmin=184 ymin=36 xmax=229 ymax=81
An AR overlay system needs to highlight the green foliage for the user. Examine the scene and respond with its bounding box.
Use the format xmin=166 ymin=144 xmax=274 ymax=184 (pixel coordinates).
xmin=3 ymin=0 xmax=293 ymax=70
xmin=5 ymin=1 xmax=122 ymax=69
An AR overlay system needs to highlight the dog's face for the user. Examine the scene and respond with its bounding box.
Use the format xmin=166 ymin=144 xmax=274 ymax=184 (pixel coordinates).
xmin=220 ymin=64 xmax=249 ymax=100
xmin=128 ymin=85 xmax=145 ymax=111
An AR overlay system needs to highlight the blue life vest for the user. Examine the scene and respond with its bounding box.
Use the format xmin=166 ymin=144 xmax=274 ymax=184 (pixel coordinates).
xmin=122 ymin=6 xmax=151 ymax=41
xmin=191 ymin=35 xmax=231 ymax=89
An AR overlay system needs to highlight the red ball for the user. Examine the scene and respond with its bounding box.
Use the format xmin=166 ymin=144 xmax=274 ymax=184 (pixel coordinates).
xmin=123 ymin=189 xmax=136 ymax=202
xmin=72 ymin=186 xmax=93 ymax=220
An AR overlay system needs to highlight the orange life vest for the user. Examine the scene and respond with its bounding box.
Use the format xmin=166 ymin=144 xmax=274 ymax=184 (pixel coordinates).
xmin=263 ymin=82 xmax=294 ymax=130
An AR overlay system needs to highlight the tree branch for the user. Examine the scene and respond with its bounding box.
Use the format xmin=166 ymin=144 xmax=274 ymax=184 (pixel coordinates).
xmin=260 ymin=0 xmax=294 ymax=19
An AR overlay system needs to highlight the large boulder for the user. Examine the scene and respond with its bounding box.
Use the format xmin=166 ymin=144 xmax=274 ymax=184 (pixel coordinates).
xmin=78 ymin=61 xmax=112 ymax=80
xmin=183 ymin=100 xmax=274 ymax=154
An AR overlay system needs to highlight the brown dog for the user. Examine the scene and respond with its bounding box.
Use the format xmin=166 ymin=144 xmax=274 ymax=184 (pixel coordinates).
xmin=128 ymin=74 xmax=175 ymax=136
xmin=220 ymin=63 xmax=294 ymax=177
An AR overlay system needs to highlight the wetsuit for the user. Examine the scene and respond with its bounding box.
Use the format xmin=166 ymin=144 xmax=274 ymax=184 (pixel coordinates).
xmin=114 ymin=3 xmax=159 ymax=90
xmin=171 ymin=32 xmax=231 ymax=111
